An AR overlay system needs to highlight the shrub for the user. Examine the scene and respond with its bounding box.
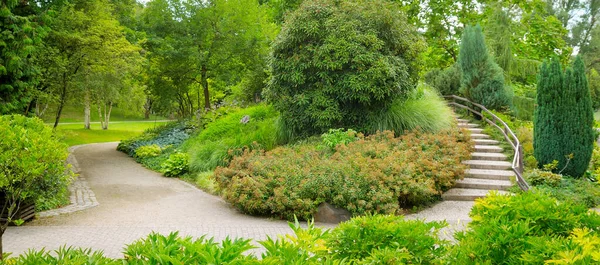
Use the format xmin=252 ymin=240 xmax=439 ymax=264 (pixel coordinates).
xmin=134 ymin=144 xmax=163 ymax=159
xmin=0 ymin=115 xmax=73 ymax=213
xmin=161 ymin=152 xmax=189 ymax=177
xmin=194 ymin=171 xmax=218 ymax=194
xmin=448 ymin=191 xmax=600 ymax=264
xmin=535 ymin=177 xmax=600 ymax=208
xmin=184 ymin=104 xmax=278 ymax=172
xmin=327 ymin=215 xmax=446 ymax=264
xmin=424 ymin=63 xmax=462 ymax=96
xmin=266 ymin=0 xmax=425 ymax=137
xmin=9 ymin=247 xmax=118 ymax=265
xmin=215 ymin=129 xmax=471 ymax=220
xmin=320 ymin=128 xmax=358 ymax=151
xmin=459 ymin=24 xmax=511 ymax=111
xmin=534 ymin=56 xmax=594 ymax=177
xmin=123 ymin=232 xmax=258 ymax=264
xmin=525 ymin=168 xmax=562 ymax=187
xmin=367 ymin=85 xmax=454 ymax=134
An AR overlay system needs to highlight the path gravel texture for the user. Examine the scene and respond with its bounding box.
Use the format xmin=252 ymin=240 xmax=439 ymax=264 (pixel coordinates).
xmin=5 ymin=142 xmax=472 ymax=258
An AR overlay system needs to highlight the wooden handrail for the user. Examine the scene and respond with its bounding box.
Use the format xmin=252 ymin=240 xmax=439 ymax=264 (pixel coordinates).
xmin=444 ymin=95 xmax=530 ymax=191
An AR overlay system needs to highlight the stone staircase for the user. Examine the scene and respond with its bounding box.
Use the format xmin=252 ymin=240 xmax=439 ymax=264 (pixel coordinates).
xmin=442 ymin=118 xmax=512 ymax=201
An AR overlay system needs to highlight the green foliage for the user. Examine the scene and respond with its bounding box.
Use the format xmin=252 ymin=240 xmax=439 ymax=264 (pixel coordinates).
xmin=589 ymin=69 xmax=600 ymax=109
xmin=0 ymin=115 xmax=72 ymax=222
xmin=424 ymin=64 xmax=462 ymax=96
xmin=215 ymin=129 xmax=471 ymax=220
xmin=525 ymin=168 xmax=562 ymax=187
xmin=117 ymin=121 xmax=193 ymax=157
xmin=534 ymin=177 xmax=600 ymax=208
xmin=184 ymin=105 xmax=278 ymax=172
xmin=123 ymin=232 xmax=258 ymax=264
xmin=7 ymin=246 xmax=117 ymax=265
xmin=367 ymin=85 xmax=454 ymax=134
xmin=320 ymin=129 xmax=358 ymax=151
xmin=260 ymin=218 xmax=331 ymax=264
xmin=327 ymin=215 xmax=446 ymax=264
xmin=512 ymin=95 xmax=535 ymax=121
xmin=267 ymin=0 xmax=425 ymax=137
xmin=534 ymin=56 xmax=595 ymax=177
xmin=459 ymin=24 xmax=511 ymax=111
xmin=448 ymin=191 xmax=600 ymax=264
xmin=161 ymin=152 xmax=189 ymax=177
xmin=193 ymin=171 xmax=218 ymax=195
xmin=134 ymin=144 xmax=162 ymax=159
xmin=0 ymin=1 xmax=46 ymax=114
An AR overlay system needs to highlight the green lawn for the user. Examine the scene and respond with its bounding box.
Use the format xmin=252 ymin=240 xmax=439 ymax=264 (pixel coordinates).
xmin=595 ymin=109 xmax=600 ymax=121
xmin=41 ymin=104 xmax=166 ymax=123
xmin=55 ymin=121 xmax=170 ymax=146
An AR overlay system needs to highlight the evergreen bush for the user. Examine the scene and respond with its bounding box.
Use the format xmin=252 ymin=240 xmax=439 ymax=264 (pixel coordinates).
xmin=534 ymin=57 xmax=594 ymax=177
xmin=458 ymin=25 xmax=511 ymax=110
xmin=266 ymin=0 xmax=424 ymax=137
xmin=424 ymin=63 xmax=462 ymax=96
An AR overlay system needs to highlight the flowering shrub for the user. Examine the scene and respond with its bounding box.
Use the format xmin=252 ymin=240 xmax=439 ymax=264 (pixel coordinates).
xmin=215 ymin=129 xmax=471 ymax=220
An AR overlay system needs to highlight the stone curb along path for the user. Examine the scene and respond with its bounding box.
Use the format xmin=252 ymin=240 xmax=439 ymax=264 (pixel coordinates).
xmin=37 ymin=145 xmax=99 ymax=218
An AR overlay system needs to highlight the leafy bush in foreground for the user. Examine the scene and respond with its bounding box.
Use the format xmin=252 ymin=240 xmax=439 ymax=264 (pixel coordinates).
xmin=215 ymin=129 xmax=471 ymax=220
xmin=161 ymin=152 xmax=189 ymax=177
xmin=328 ymin=215 xmax=446 ymax=264
xmin=448 ymin=191 xmax=600 ymax=264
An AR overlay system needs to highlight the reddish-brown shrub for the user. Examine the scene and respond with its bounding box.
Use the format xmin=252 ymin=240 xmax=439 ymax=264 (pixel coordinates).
xmin=215 ymin=129 xmax=472 ymax=220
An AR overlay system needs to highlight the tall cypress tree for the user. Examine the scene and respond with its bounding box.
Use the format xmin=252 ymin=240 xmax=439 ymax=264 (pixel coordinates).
xmin=458 ymin=24 xmax=510 ymax=111
xmin=534 ymin=56 xmax=594 ymax=177
xmin=564 ymin=56 xmax=594 ymax=177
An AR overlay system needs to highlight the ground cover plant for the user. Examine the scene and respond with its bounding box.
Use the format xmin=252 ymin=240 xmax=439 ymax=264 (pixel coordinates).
xmin=182 ymin=104 xmax=279 ymax=173
xmin=215 ymin=128 xmax=472 ymax=220
xmin=117 ymin=121 xmax=195 ymax=173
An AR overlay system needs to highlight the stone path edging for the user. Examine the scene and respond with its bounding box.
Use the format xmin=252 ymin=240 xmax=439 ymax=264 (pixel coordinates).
xmin=37 ymin=145 xmax=99 ymax=218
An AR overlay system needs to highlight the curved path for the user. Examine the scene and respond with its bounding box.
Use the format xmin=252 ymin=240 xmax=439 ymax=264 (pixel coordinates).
xmin=5 ymin=142 xmax=322 ymax=258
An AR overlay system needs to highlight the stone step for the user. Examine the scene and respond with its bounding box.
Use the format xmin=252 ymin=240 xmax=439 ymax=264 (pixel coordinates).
xmin=470 ymin=133 xmax=490 ymax=139
xmin=458 ymin=123 xmax=479 ymax=128
xmin=455 ymin=178 xmax=513 ymax=190
xmin=474 ymin=145 xmax=503 ymax=153
xmin=468 ymin=128 xmax=484 ymax=134
xmin=442 ymin=188 xmax=510 ymax=201
xmin=463 ymin=160 xmax=512 ymax=170
xmin=471 ymin=152 xmax=508 ymax=161
xmin=466 ymin=168 xmax=514 ymax=180
xmin=457 ymin=118 xmax=469 ymax=123
xmin=473 ymin=139 xmax=499 ymax=145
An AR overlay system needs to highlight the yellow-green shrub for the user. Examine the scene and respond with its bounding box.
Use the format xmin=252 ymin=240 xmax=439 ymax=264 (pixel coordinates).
xmin=215 ymin=129 xmax=471 ymax=220
xmin=134 ymin=144 xmax=162 ymax=159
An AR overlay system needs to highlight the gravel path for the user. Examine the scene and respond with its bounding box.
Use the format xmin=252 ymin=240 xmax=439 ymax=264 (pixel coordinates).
xmin=4 ymin=142 xmax=472 ymax=258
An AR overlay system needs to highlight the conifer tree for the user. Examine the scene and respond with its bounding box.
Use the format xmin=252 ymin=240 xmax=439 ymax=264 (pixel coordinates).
xmin=458 ymin=25 xmax=510 ymax=110
xmin=534 ymin=56 xmax=594 ymax=177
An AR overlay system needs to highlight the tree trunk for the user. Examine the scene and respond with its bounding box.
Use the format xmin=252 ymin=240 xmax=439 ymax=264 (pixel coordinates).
xmin=53 ymin=74 xmax=68 ymax=129
xmin=97 ymin=105 xmax=104 ymax=130
xmin=84 ymin=91 xmax=91 ymax=130
xmin=202 ymin=65 xmax=210 ymax=110
xmin=103 ymin=102 xmax=112 ymax=130
xmin=36 ymin=101 xmax=48 ymax=118
xmin=144 ymin=98 xmax=152 ymax=120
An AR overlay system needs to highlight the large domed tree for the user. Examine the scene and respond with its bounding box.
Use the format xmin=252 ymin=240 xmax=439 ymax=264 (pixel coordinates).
xmin=266 ymin=0 xmax=425 ymax=138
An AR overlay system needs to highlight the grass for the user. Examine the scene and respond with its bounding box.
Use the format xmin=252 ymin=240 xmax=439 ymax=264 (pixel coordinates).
xmin=55 ymin=121 xmax=170 ymax=146
xmin=595 ymin=109 xmax=600 ymax=121
xmin=40 ymin=104 xmax=166 ymax=123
